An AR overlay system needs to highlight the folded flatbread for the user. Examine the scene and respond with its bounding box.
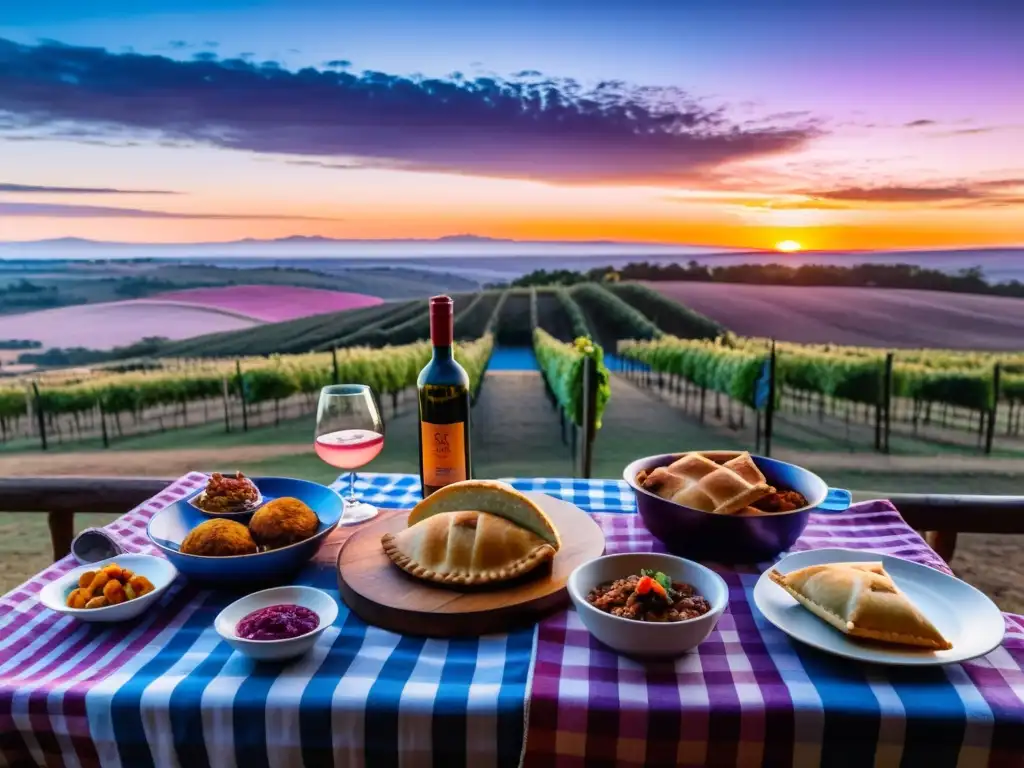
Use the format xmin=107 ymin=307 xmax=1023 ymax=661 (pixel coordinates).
xmin=769 ymin=562 xmax=952 ymax=650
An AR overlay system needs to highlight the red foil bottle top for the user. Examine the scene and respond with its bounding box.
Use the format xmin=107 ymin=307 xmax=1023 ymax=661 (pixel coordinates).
xmin=429 ymin=295 xmax=454 ymax=345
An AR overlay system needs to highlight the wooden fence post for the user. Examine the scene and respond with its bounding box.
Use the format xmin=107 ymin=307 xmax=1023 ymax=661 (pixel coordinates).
xmin=883 ymin=352 xmax=893 ymax=453
xmin=98 ymin=400 xmax=109 ymax=449
xmin=985 ymin=363 xmax=1001 ymax=455
xmin=764 ymin=341 xmax=776 ymax=457
xmin=236 ymin=360 xmax=248 ymax=432
xmin=579 ymin=354 xmax=599 ymax=479
xmin=32 ymin=383 xmax=47 ymax=451
xmin=222 ymin=377 xmax=232 ymax=433
xmin=331 ymin=348 xmax=340 ymax=385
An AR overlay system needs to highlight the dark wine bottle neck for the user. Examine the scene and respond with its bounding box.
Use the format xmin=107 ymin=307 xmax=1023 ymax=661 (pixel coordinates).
xmin=432 ymin=345 xmax=453 ymax=360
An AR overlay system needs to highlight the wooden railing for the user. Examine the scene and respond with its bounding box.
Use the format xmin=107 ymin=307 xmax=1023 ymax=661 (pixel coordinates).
xmin=1 ymin=477 xmax=1023 ymax=565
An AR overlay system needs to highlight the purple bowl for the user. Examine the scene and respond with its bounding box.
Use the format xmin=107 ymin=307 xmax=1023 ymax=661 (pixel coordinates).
xmin=623 ymin=451 xmax=851 ymax=563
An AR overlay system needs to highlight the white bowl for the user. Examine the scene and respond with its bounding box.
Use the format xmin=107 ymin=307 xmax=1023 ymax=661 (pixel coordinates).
xmin=214 ymin=586 xmax=338 ymax=662
xmin=39 ymin=553 xmax=178 ymax=623
xmin=567 ymin=552 xmax=729 ymax=658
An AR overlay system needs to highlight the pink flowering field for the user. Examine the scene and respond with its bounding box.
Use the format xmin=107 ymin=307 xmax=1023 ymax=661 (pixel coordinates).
xmin=146 ymin=285 xmax=384 ymax=322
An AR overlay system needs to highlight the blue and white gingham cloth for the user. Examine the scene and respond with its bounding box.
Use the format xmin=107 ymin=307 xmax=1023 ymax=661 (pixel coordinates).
xmin=345 ymin=473 xmax=638 ymax=515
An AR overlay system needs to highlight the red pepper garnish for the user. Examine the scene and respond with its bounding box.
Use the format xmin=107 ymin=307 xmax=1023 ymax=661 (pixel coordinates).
xmin=637 ymin=575 xmax=668 ymax=600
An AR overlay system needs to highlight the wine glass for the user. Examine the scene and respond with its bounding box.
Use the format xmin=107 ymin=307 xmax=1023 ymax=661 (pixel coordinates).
xmin=315 ymin=384 xmax=385 ymax=525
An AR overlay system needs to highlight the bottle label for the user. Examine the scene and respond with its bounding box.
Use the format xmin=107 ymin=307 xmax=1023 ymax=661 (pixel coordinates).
xmin=421 ymin=421 xmax=467 ymax=487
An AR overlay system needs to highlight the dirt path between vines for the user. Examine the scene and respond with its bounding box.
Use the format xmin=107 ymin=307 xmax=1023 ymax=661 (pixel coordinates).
xmin=0 ymin=444 xmax=305 ymax=477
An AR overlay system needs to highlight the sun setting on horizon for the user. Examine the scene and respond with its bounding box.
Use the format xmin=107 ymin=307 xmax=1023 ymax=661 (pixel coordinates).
xmin=775 ymin=240 xmax=803 ymax=253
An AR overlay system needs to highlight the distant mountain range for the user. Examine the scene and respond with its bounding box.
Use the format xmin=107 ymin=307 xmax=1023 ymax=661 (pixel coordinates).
xmin=2 ymin=234 xmax=640 ymax=248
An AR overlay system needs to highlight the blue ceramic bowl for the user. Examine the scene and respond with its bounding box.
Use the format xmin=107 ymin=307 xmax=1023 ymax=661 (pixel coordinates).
xmin=147 ymin=477 xmax=343 ymax=585
xmin=623 ymin=451 xmax=851 ymax=563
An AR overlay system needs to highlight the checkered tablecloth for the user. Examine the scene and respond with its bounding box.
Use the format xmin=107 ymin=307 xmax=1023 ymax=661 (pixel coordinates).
xmin=2 ymin=473 xmax=1023 ymax=768
xmin=0 ymin=473 xmax=531 ymax=768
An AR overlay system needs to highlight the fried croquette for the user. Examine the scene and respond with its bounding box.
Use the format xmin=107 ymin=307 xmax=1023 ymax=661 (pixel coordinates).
xmin=248 ymin=497 xmax=320 ymax=550
xmin=180 ymin=518 xmax=258 ymax=557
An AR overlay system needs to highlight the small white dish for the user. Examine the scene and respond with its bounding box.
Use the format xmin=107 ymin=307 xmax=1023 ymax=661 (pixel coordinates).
xmin=215 ymin=585 xmax=338 ymax=662
xmin=754 ymin=547 xmax=1006 ymax=666
xmin=567 ymin=552 xmax=729 ymax=658
xmin=39 ymin=554 xmax=178 ymax=623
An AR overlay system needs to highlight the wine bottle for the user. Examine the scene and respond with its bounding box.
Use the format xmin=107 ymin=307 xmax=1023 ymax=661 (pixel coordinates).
xmin=417 ymin=295 xmax=472 ymax=496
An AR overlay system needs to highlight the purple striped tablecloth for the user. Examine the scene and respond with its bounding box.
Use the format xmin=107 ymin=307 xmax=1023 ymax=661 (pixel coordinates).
xmin=0 ymin=474 xmax=207 ymax=768
xmin=525 ymin=501 xmax=1024 ymax=768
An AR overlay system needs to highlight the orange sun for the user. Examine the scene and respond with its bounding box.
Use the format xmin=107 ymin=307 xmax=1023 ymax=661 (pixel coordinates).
xmin=775 ymin=239 xmax=802 ymax=253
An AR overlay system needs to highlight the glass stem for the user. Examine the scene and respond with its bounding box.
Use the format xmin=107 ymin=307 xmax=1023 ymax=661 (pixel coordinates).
xmin=348 ymin=470 xmax=357 ymax=503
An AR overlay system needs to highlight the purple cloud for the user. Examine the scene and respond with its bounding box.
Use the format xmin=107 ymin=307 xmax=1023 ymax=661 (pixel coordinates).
xmin=0 ymin=202 xmax=336 ymax=219
xmin=0 ymin=182 xmax=177 ymax=194
xmin=0 ymin=38 xmax=821 ymax=186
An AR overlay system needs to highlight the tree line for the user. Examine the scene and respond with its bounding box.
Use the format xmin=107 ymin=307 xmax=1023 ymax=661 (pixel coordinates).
xmin=508 ymin=261 xmax=1024 ymax=298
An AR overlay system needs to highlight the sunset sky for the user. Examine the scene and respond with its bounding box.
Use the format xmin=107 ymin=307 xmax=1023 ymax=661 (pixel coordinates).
xmin=1 ymin=0 xmax=1023 ymax=250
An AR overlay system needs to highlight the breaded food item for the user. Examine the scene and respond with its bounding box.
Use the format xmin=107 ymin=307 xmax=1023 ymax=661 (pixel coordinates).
xmin=180 ymin=518 xmax=258 ymax=557
xmin=65 ymin=563 xmax=157 ymax=609
xmin=249 ymin=497 xmax=319 ymax=550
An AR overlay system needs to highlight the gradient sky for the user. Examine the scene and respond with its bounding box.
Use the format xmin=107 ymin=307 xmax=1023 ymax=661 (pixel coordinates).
xmin=1 ymin=0 xmax=1023 ymax=250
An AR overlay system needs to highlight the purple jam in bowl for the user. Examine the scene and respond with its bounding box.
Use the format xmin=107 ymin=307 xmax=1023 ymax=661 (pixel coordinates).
xmin=236 ymin=604 xmax=319 ymax=641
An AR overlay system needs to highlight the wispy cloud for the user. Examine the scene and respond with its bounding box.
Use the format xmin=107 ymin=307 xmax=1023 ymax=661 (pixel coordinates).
xmin=798 ymin=181 xmax=1024 ymax=208
xmin=0 ymin=182 xmax=177 ymax=194
xmin=803 ymin=185 xmax=979 ymax=203
xmin=0 ymin=202 xmax=336 ymax=219
xmin=0 ymin=37 xmax=822 ymax=186
xmin=976 ymin=178 xmax=1024 ymax=190
xmin=904 ymin=119 xmax=936 ymax=128
xmin=665 ymin=178 xmax=1024 ymax=211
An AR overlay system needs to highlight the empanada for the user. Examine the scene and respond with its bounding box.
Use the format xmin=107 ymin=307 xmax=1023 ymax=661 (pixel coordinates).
xmin=408 ymin=479 xmax=561 ymax=548
xmin=769 ymin=562 xmax=952 ymax=650
xmin=382 ymin=510 xmax=556 ymax=586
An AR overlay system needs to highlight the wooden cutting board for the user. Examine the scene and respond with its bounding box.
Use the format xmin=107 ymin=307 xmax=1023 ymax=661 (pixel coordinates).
xmin=335 ymin=492 xmax=605 ymax=637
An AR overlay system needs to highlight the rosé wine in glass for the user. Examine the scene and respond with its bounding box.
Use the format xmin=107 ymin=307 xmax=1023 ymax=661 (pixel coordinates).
xmin=315 ymin=429 xmax=385 ymax=469
xmin=315 ymin=385 xmax=385 ymax=525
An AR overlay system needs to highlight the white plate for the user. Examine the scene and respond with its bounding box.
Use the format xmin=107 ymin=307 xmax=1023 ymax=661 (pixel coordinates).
xmin=39 ymin=554 xmax=178 ymax=623
xmin=753 ymin=548 xmax=1005 ymax=666
xmin=214 ymin=586 xmax=338 ymax=662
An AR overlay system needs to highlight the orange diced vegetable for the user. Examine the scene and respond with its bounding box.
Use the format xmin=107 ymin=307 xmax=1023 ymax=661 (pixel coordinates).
xmin=78 ymin=571 xmax=96 ymax=589
xmin=83 ymin=572 xmax=109 ymax=598
xmin=101 ymin=564 xmax=123 ymax=579
xmin=84 ymin=596 xmax=108 ymax=609
xmin=103 ymin=580 xmax=126 ymax=605
xmin=129 ymin=575 xmax=155 ymax=596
